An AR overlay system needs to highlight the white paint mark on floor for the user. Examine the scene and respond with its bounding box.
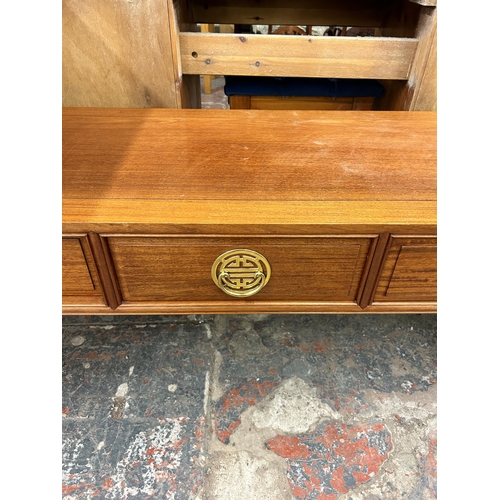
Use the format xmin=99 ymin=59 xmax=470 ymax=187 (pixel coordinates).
xmin=205 ymin=450 xmax=291 ymax=500
xmin=71 ymin=335 xmax=86 ymax=346
xmin=115 ymin=383 xmax=129 ymax=397
xmin=205 ymin=323 xmax=212 ymax=340
xmin=105 ymin=418 xmax=187 ymax=499
xmin=203 ymin=371 xmax=210 ymax=415
xmin=250 ymin=376 xmax=340 ymax=435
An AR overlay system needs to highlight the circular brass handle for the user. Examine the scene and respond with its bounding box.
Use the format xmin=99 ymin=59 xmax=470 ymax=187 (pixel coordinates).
xmin=212 ymin=249 xmax=271 ymax=297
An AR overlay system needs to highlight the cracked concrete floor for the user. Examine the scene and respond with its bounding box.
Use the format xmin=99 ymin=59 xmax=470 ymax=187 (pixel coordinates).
xmin=62 ymin=314 xmax=437 ymax=499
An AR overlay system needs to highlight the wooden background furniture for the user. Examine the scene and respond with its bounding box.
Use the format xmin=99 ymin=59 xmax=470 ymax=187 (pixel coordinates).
xmin=63 ymin=108 xmax=436 ymax=315
xmin=224 ymin=76 xmax=385 ymax=110
xmin=62 ymin=0 xmax=436 ymax=111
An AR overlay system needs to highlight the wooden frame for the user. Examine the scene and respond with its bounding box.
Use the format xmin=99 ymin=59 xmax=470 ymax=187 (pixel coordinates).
xmin=181 ymin=33 xmax=418 ymax=80
xmin=62 ymin=0 xmax=436 ymax=111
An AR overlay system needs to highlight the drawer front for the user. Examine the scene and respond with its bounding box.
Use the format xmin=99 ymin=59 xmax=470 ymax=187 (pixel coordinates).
xmin=107 ymin=237 xmax=373 ymax=304
xmin=62 ymin=237 xmax=106 ymax=306
xmin=374 ymin=237 xmax=437 ymax=303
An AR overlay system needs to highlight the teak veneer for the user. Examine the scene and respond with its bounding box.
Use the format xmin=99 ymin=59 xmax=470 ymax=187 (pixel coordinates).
xmin=62 ymin=108 xmax=436 ymax=314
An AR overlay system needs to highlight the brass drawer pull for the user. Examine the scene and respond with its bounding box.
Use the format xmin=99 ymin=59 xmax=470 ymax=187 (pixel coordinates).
xmin=212 ymin=249 xmax=271 ymax=297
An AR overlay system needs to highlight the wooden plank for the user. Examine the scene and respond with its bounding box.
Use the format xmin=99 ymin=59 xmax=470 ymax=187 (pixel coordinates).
xmin=409 ymin=8 xmax=437 ymax=110
xmin=63 ymin=301 xmax=437 ymax=315
xmin=229 ymin=95 xmax=252 ymax=109
xmin=62 ymin=108 xmax=436 ymax=235
xmin=180 ymin=33 xmax=418 ymax=80
xmin=378 ymin=6 xmax=436 ymax=110
xmin=62 ymin=199 xmax=437 ymax=236
xmin=169 ymin=0 xmax=202 ymax=108
xmin=62 ymin=0 xmax=200 ymax=108
xmin=247 ymin=96 xmax=358 ymax=110
xmin=188 ymin=0 xmax=396 ymax=27
xmin=62 ymin=109 xmax=436 ymax=203
xmin=352 ymin=97 xmax=375 ymax=110
xmin=201 ymin=24 xmax=215 ymax=94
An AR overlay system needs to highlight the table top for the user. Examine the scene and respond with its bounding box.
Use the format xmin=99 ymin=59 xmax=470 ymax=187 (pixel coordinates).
xmin=63 ymin=108 xmax=436 ymax=235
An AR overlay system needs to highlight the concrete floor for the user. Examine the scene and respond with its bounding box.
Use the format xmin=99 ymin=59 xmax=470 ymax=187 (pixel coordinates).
xmin=62 ymin=314 xmax=437 ymax=499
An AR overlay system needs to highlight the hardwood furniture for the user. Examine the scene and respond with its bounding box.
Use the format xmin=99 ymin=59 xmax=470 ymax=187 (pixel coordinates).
xmin=62 ymin=108 xmax=436 ymax=315
xmin=62 ymin=0 xmax=436 ymax=111
xmin=224 ymin=76 xmax=384 ymax=110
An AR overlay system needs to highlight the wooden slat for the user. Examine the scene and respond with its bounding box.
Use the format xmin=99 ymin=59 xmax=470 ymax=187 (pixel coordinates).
xmin=408 ymin=6 xmax=437 ymax=110
xmin=169 ymin=0 xmax=202 ymax=108
xmin=62 ymin=301 xmax=437 ymax=315
xmin=378 ymin=5 xmax=436 ymax=110
xmin=248 ymin=96 xmax=359 ymax=110
xmin=63 ymin=199 xmax=437 ymax=236
xmin=180 ymin=33 xmax=417 ymax=80
xmin=189 ymin=0 xmax=396 ymax=26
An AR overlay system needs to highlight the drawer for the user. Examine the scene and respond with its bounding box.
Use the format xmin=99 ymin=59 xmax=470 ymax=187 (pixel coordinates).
xmin=62 ymin=237 xmax=106 ymax=307
xmin=107 ymin=236 xmax=374 ymax=305
xmin=373 ymin=237 xmax=437 ymax=303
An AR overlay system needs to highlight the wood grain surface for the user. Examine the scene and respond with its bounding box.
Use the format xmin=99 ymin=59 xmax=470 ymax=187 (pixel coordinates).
xmin=229 ymin=96 xmax=372 ymax=111
xmin=373 ymin=236 xmax=437 ymax=303
xmin=62 ymin=0 xmax=200 ymax=108
xmin=107 ymin=236 xmax=372 ymax=302
xmin=62 ymin=108 xmax=437 ymax=314
xmin=62 ymin=236 xmax=107 ymax=306
xmin=63 ymin=108 xmax=436 ymax=202
xmin=180 ymin=33 xmax=417 ymax=80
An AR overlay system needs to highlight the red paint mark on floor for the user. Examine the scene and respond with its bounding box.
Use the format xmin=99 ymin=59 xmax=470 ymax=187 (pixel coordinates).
xmin=426 ymin=439 xmax=437 ymax=478
xmin=267 ymin=422 xmax=392 ymax=499
xmin=217 ymin=419 xmax=242 ymax=444
xmin=299 ymin=342 xmax=311 ymax=352
xmin=312 ymin=339 xmax=331 ymax=353
xmin=220 ymin=380 xmax=276 ymax=413
xmin=216 ymin=378 xmax=279 ymax=443
xmin=102 ymin=477 xmax=113 ymax=490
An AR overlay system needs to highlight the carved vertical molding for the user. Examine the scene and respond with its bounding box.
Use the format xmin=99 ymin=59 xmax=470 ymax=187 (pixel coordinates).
xmin=357 ymin=233 xmax=392 ymax=309
xmin=87 ymin=233 xmax=122 ymax=310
